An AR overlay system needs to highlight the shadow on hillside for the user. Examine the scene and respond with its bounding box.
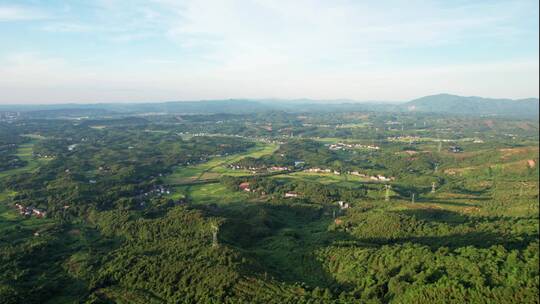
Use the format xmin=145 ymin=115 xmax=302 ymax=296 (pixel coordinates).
xmin=400 ymin=208 xmax=470 ymax=224
xmin=419 ymin=199 xmax=480 ymax=207
xmin=449 ymin=187 xmax=492 ymax=196
xmin=357 ymin=231 xmax=536 ymax=250
xmin=368 ymin=208 xmax=538 ymax=250
xmin=189 ymin=199 xmax=537 ymax=295
xmin=192 ymin=200 xmax=356 ymax=292
xmin=402 ymin=183 xmax=493 ymax=197
xmin=399 ymin=207 xmax=534 ymax=226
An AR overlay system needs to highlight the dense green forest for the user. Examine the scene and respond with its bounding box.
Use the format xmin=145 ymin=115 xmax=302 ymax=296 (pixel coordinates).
xmin=0 ymin=110 xmax=538 ymax=303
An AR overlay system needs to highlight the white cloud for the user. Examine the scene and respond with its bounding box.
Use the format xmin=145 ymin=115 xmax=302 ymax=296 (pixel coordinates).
xmin=0 ymin=1 xmax=538 ymax=103
xmin=158 ymin=0 xmax=534 ymax=68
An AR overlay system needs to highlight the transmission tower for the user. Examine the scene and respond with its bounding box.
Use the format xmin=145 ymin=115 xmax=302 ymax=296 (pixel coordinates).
xmin=211 ymin=223 xmax=219 ymax=248
xmin=385 ymin=184 xmax=391 ymax=201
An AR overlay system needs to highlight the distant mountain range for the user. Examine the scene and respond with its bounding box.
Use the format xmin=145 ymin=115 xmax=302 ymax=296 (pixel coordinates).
xmin=401 ymin=94 xmax=539 ymax=118
xmin=1 ymin=94 xmax=538 ymax=118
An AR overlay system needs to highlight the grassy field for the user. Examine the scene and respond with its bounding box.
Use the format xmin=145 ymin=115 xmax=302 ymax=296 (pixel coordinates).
xmin=285 ymin=171 xmax=376 ymax=184
xmin=0 ymin=140 xmax=50 ymax=180
xmin=0 ymin=190 xmax=17 ymax=202
xmin=171 ymin=183 xmax=254 ymax=206
xmin=164 ymin=142 xmax=278 ymax=185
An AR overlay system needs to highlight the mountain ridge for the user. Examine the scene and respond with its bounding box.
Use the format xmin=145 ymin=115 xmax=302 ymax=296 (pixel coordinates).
xmin=402 ymin=93 xmax=539 ymax=117
xmin=1 ymin=94 xmax=538 ymax=118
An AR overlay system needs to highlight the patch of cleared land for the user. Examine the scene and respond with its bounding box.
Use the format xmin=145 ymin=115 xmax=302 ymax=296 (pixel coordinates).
xmin=164 ymin=142 xmax=278 ymax=185
xmin=0 ymin=140 xmax=50 ymax=179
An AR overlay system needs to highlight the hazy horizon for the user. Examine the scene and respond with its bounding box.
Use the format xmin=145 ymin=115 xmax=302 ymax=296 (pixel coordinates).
xmin=0 ymin=93 xmax=539 ymax=108
xmin=1 ymin=1 xmax=539 ymax=104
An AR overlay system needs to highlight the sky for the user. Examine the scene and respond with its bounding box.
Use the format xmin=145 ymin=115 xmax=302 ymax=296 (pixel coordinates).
xmin=0 ymin=0 xmax=538 ymax=104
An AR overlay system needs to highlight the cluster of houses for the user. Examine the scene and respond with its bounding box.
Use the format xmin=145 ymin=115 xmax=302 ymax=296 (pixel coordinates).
xmin=0 ymin=111 xmax=20 ymax=122
xmin=239 ymin=182 xmax=268 ymax=196
xmin=14 ymin=204 xmax=47 ymax=218
xmin=98 ymin=166 xmax=111 ymax=172
xmin=239 ymin=182 xmax=252 ymax=192
xmin=143 ymin=185 xmax=171 ymax=197
xmin=306 ymin=168 xmax=333 ymax=173
xmin=284 ymin=192 xmax=299 ymax=198
xmin=327 ymin=143 xmax=380 ymax=151
xmin=228 ymin=164 xmax=292 ymax=173
xmin=337 ymin=201 xmax=350 ymax=209
xmin=387 ymin=136 xmax=421 ymax=143
xmin=228 ymin=164 xmax=262 ymax=172
xmin=175 ymin=132 xmax=284 ymax=145
xmin=302 ymin=123 xmax=332 ymax=128
xmin=348 ymin=171 xmax=394 ymax=181
xmin=259 ymin=138 xmax=285 ymax=144
xmin=34 ymin=152 xmax=54 ymax=159
xmin=239 ymin=182 xmax=299 ymax=199
xmin=269 ymin=166 xmax=289 ymax=172
xmin=448 ymin=146 xmax=463 ymax=153
xmin=305 ymin=167 xmax=394 ymax=182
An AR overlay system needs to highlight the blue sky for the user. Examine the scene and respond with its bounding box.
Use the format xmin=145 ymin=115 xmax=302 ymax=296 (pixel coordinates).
xmin=0 ymin=0 xmax=538 ymax=104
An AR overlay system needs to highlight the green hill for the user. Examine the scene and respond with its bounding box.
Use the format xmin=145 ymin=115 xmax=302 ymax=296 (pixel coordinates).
xmin=402 ymin=94 xmax=539 ymax=118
